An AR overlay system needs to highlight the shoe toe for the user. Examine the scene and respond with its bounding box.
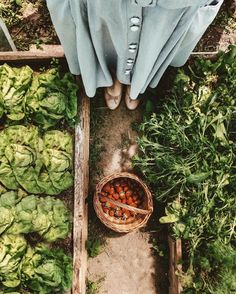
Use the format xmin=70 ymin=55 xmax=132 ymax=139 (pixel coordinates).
xmin=125 ymin=94 xmax=140 ymax=110
xmin=105 ymin=91 xmax=122 ymax=110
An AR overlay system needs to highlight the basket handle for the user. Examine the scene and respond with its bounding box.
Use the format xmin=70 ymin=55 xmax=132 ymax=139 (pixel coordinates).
xmin=101 ymin=195 xmax=151 ymax=215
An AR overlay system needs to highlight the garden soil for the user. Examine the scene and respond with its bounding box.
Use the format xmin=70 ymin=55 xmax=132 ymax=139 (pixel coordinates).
xmin=88 ymin=98 xmax=168 ymax=294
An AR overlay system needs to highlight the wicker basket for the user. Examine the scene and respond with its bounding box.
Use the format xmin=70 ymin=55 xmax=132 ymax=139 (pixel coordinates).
xmin=94 ymin=172 xmax=153 ymax=233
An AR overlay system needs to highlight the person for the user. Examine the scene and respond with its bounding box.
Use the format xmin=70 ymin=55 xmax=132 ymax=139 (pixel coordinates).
xmin=46 ymin=0 xmax=224 ymax=110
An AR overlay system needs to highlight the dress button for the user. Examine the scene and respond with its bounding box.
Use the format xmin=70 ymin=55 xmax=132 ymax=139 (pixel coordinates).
xmin=130 ymin=25 xmax=139 ymax=32
xmin=127 ymin=58 xmax=134 ymax=65
xmin=129 ymin=48 xmax=136 ymax=53
xmin=125 ymin=69 xmax=131 ymax=75
xmin=130 ymin=17 xmax=140 ymax=24
xmin=129 ymin=43 xmax=137 ymax=50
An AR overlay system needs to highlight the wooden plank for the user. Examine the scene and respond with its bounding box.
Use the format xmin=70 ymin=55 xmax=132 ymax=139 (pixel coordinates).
xmin=73 ymin=90 xmax=90 ymax=294
xmin=175 ymin=239 xmax=183 ymax=294
xmin=0 ymin=48 xmax=219 ymax=60
xmin=168 ymin=236 xmax=182 ymax=294
xmin=191 ymin=51 xmax=219 ymax=55
xmin=190 ymin=51 xmax=219 ymax=60
xmin=0 ymin=45 xmax=64 ymax=61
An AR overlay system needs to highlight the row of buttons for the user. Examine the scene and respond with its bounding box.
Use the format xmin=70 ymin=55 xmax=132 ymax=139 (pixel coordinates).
xmin=125 ymin=16 xmax=141 ymax=75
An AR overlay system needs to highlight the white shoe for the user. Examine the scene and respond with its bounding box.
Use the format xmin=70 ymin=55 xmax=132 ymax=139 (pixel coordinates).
xmin=125 ymin=86 xmax=141 ymax=110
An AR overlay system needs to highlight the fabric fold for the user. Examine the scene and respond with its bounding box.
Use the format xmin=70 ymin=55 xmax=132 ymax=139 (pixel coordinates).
xmin=46 ymin=0 xmax=224 ymax=99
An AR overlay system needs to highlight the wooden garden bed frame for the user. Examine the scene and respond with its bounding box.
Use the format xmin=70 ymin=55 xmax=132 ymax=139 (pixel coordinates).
xmin=0 ymin=45 xmax=220 ymax=294
xmin=0 ymin=45 xmax=64 ymax=60
xmin=168 ymin=237 xmax=182 ymax=294
xmin=0 ymin=43 xmax=219 ymax=61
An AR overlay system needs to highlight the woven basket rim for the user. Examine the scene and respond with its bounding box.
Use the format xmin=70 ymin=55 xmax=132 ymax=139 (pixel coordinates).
xmin=94 ymin=172 xmax=153 ymax=233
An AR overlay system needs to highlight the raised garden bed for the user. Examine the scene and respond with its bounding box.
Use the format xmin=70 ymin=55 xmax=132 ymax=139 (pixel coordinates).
xmin=0 ymin=53 xmax=90 ymax=294
xmin=134 ymin=46 xmax=236 ymax=294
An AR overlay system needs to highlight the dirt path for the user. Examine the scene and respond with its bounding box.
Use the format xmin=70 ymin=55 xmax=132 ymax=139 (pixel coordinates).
xmin=88 ymin=97 xmax=168 ymax=294
xmin=88 ymin=231 xmax=157 ymax=294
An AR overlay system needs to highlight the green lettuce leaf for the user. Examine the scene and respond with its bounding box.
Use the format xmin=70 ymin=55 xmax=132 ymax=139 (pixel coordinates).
xmin=25 ymin=68 xmax=78 ymax=129
xmin=0 ymin=234 xmax=27 ymax=288
xmin=21 ymin=244 xmax=72 ymax=293
xmin=0 ymin=125 xmax=73 ymax=195
xmin=0 ymin=64 xmax=33 ymax=121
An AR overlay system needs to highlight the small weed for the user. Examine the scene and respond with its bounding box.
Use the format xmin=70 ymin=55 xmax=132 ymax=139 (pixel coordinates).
xmin=33 ymin=38 xmax=43 ymax=49
xmin=152 ymin=238 xmax=166 ymax=257
xmin=86 ymin=276 xmax=105 ymax=294
xmin=86 ymin=220 xmax=106 ymax=258
xmin=86 ymin=237 xmax=103 ymax=258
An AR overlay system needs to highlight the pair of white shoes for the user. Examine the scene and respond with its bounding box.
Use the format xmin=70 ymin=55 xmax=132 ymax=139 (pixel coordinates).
xmin=104 ymin=80 xmax=140 ymax=110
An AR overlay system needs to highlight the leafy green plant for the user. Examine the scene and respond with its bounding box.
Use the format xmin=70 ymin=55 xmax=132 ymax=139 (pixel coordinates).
xmin=0 ymin=64 xmax=78 ymax=129
xmin=152 ymin=239 xmax=166 ymax=257
xmin=0 ymin=235 xmax=72 ymax=293
xmin=0 ymin=234 xmax=27 ymax=288
xmin=86 ymin=221 xmax=106 ymax=258
xmin=25 ymin=68 xmax=78 ymax=129
xmin=21 ymin=244 xmax=72 ymax=293
xmin=134 ymin=46 xmax=236 ymax=293
xmin=86 ymin=277 xmax=105 ymax=294
xmin=0 ymin=189 xmax=71 ymax=242
xmin=0 ymin=125 xmax=73 ymax=195
xmin=181 ymin=240 xmax=236 ymax=294
xmin=0 ymin=64 xmax=33 ymax=121
xmin=86 ymin=238 xmax=103 ymax=259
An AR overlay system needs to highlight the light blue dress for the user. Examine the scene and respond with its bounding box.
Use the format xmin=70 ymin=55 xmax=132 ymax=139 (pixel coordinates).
xmin=46 ymin=0 xmax=223 ymax=99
